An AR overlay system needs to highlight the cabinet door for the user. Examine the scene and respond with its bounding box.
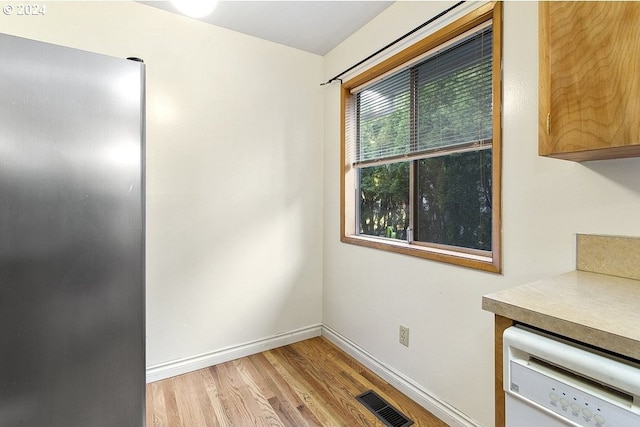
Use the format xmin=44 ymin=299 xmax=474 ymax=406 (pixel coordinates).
xmin=539 ymin=2 xmax=640 ymax=161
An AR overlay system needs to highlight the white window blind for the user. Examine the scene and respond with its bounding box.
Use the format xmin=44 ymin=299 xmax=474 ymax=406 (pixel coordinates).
xmin=347 ymin=24 xmax=493 ymax=167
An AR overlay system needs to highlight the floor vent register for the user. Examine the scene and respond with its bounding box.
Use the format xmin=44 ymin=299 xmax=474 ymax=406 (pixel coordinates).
xmin=356 ymin=390 xmax=414 ymax=427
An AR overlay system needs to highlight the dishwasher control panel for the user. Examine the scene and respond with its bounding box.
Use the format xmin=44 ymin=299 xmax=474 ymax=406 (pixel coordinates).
xmin=504 ymin=326 xmax=640 ymax=427
xmin=510 ymin=360 xmax=640 ymax=426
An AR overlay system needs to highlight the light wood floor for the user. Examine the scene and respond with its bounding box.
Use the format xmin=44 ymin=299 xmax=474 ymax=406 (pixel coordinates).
xmin=146 ymin=336 xmax=448 ymax=427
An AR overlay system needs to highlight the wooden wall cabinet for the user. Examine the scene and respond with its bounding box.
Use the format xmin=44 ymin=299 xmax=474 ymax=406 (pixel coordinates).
xmin=539 ymin=2 xmax=640 ymax=161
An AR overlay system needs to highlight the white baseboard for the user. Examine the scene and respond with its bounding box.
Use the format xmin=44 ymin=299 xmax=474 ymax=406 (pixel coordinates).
xmin=321 ymin=325 xmax=482 ymax=427
xmin=146 ymin=324 xmax=322 ymax=383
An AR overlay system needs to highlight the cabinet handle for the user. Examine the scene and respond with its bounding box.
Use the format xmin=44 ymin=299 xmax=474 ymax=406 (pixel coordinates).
xmin=546 ymin=113 xmax=551 ymax=135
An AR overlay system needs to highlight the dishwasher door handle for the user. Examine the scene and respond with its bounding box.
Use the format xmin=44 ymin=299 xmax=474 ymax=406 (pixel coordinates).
xmin=503 ymin=326 xmax=640 ymax=402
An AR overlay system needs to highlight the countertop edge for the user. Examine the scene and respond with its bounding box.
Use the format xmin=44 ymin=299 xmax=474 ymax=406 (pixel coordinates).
xmin=482 ymin=284 xmax=640 ymax=361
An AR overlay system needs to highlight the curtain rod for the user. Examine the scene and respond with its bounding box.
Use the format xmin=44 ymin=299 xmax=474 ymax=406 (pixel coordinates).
xmin=321 ymin=1 xmax=466 ymax=86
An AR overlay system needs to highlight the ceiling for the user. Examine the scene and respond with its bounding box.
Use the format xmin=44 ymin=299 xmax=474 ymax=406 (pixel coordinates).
xmin=139 ymin=1 xmax=394 ymax=55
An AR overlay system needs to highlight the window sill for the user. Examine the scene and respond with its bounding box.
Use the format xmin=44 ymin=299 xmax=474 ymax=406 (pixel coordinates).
xmin=341 ymin=234 xmax=501 ymax=273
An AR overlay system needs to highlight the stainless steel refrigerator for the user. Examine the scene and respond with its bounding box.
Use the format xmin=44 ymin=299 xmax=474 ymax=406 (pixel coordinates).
xmin=0 ymin=33 xmax=145 ymax=426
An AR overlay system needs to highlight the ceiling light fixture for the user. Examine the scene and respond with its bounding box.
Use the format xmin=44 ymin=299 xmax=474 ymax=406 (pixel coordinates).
xmin=170 ymin=0 xmax=218 ymax=18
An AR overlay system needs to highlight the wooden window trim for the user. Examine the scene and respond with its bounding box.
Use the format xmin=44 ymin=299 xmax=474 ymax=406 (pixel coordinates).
xmin=340 ymin=1 xmax=502 ymax=273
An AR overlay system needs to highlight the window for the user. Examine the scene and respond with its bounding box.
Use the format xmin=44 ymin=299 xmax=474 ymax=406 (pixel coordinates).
xmin=341 ymin=2 xmax=502 ymax=272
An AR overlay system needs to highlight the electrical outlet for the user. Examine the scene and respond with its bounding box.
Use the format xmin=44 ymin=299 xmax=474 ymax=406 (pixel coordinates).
xmin=399 ymin=325 xmax=409 ymax=347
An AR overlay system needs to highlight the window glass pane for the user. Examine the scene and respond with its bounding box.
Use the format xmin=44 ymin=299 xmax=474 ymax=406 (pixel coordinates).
xmin=352 ymin=26 xmax=492 ymax=166
xmin=358 ymin=162 xmax=410 ymax=240
xmin=415 ymin=27 xmax=493 ymax=151
xmin=415 ymin=150 xmax=492 ymax=251
xmin=356 ymin=70 xmax=411 ymax=163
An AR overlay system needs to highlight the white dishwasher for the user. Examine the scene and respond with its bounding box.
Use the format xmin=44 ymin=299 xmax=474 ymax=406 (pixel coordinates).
xmin=503 ymin=326 xmax=640 ymax=427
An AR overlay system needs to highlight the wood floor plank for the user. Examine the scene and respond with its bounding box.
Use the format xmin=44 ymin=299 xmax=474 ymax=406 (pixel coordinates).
xmin=184 ymin=367 xmax=220 ymax=427
xmin=263 ymin=348 xmax=349 ymax=426
xmin=266 ymin=396 xmax=297 ymax=427
xmin=296 ymin=404 xmax=324 ymax=427
xmin=271 ymin=344 xmax=380 ymax=426
xmin=161 ymin=378 xmax=185 ymax=427
xmin=210 ymin=362 xmax=260 ymax=426
xmin=173 ymin=373 xmax=210 ymax=427
xmin=146 ymin=336 xmax=448 ymax=427
xmin=294 ymin=341 xmax=381 ymax=424
xmin=299 ymin=339 xmax=406 ymax=418
xmin=200 ymin=367 xmax=233 ymax=427
xmin=146 ymin=381 xmax=169 ymax=427
xmin=247 ymin=353 xmax=304 ymax=409
xmin=247 ymin=354 xmax=314 ymax=427
xmin=231 ymin=358 xmax=285 ymax=426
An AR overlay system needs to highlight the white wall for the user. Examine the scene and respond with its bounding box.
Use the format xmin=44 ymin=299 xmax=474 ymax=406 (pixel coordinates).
xmin=2 ymin=1 xmax=324 ymax=373
xmin=323 ymin=2 xmax=640 ymax=426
